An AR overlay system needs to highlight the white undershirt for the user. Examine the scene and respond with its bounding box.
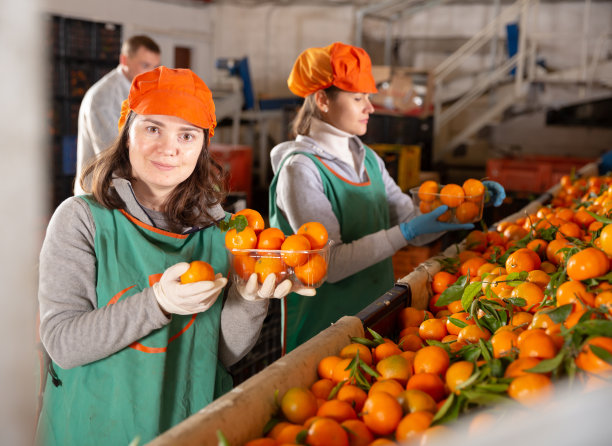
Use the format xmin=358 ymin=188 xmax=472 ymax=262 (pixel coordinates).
xmin=309 ymin=118 xmax=357 ymax=172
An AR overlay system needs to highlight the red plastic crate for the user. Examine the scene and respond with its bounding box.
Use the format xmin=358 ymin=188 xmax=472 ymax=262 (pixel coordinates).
xmin=209 ymin=144 xmax=253 ymax=205
xmin=486 ymin=156 xmax=596 ymax=193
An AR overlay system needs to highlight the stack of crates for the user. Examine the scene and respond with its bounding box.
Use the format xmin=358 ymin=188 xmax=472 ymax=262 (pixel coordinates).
xmin=369 ymin=143 xmax=421 ymax=192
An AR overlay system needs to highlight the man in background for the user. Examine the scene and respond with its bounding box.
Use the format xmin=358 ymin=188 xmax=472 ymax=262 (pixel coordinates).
xmin=74 ymin=35 xmax=161 ymax=194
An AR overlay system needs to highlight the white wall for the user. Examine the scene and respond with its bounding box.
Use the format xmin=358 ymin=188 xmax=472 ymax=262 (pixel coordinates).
xmin=0 ymin=0 xmax=44 ymax=443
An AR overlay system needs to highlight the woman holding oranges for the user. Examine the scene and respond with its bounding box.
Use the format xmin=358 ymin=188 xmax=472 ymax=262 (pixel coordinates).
xmin=37 ymin=67 xmax=300 ymax=445
xmin=270 ymin=42 xmax=505 ymax=353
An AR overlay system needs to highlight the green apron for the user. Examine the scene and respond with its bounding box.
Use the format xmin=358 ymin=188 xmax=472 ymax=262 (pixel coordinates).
xmin=37 ymin=197 xmax=232 ymax=445
xmin=269 ymin=149 xmax=394 ymax=353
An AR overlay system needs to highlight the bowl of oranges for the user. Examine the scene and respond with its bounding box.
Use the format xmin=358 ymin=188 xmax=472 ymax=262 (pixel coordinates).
xmin=410 ymin=179 xmax=486 ymax=224
xmin=223 ymin=209 xmax=331 ymax=291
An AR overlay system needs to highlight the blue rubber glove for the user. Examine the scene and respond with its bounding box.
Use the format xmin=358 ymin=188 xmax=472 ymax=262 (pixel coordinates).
xmin=401 ymin=205 xmax=475 ymax=241
xmin=483 ymin=180 xmax=506 ymax=207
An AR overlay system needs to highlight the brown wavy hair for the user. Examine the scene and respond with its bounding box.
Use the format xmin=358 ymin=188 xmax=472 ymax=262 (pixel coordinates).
xmin=291 ymin=86 xmax=341 ymax=138
xmin=79 ymin=111 xmax=227 ymax=232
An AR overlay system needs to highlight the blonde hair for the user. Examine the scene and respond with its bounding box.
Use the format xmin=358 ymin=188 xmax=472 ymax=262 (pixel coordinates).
xmin=291 ymin=86 xmax=341 ymax=138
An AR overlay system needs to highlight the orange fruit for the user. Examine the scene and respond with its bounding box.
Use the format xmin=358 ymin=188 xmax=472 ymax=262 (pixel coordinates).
xmin=491 ymin=330 xmax=519 ymax=358
xmin=504 ymin=357 xmax=541 ymax=378
xmin=460 ymin=256 xmax=488 ymax=278
xmin=556 ymin=280 xmax=595 ymax=308
xmin=254 ymin=256 xmax=287 ymax=284
xmin=439 ymin=184 xmax=465 ymax=208
xmin=340 ymin=343 xmax=373 ymax=366
xmin=507 ymin=373 xmax=553 ymax=406
xmin=398 ymin=307 xmax=427 ymax=328
xmin=457 ymin=325 xmax=490 ymax=344
xmin=465 ymin=230 xmax=488 ymax=252
xmin=180 ymin=260 xmax=215 ymax=283
xmin=256 ymin=227 xmax=285 ymax=250
xmin=234 ymin=208 xmax=265 ymax=234
xmin=398 ymin=333 xmax=424 ymax=352
xmin=446 ymin=312 xmax=475 ymax=336
xmin=510 ymin=282 xmax=545 ymax=312
xmin=418 ymin=180 xmax=439 ymax=202
xmin=332 ymin=358 xmax=355 ymax=384
xmin=368 ymin=379 xmax=405 ymax=398
xmin=396 ymin=389 xmax=437 ymax=415
xmin=281 ymin=234 xmax=311 ymax=267
xmin=455 ymin=201 xmax=481 ymax=223
xmin=337 ymin=385 xmax=368 ymax=413
xmin=373 ymin=341 xmax=403 ymax=363
xmin=361 ymin=391 xmax=403 ymax=436
xmin=294 ymin=254 xmax=327 ymax=286
xmin=375 ymin=354 xmax=413 ymax=385
xmin=418 ymin=318 xmax=448 ymax=341
xmin=405 ymin=373 xmax=446 ymax=402
xmin=318 ymin=355 xmax=342 ymax=380
xmin=413 ymin=345 xmax=450 ymax=376
xmin=306 ymin=417 xmax=349 ymax=446
xmin=431 ymin=271 xmax=457 ymax=294
xmin=395 ymin=411 xmax=434 ymax=443
xmin=445 ymin=360 xmax=474 ymax=393
xmin=225 ymin=226 xmax=258 ymax=251
xmin=594 ymin=291 xmax=612 ymax=316
xmin=316 ymin=399 xmax=357 ymax=422
xmin=340 ymin=419 xmax=374 ymax=446
xmin=518 ymin=330 xmax=557 ymax=360
xmin=505 ymin=248 xmax=541 ymax=273
xmin=462 ymin=178 xmax=485 ymax=202
xmin=526 ymin=269 xmax=551 ymax=289
xmin=566 ymin=247 xmax=610 ymax=281
xmin=310 ymin=378 xmax=335 ymax=400
xmin=297 ymin=221 xmax=329 ymax=250
xmin=575 ymin=336 xmax=612 ymax=375
xmin=232 ymin=255 xmax=256 ymax=281
xmin=280 ymin=387 xmax=318 ymax=424
xmin=526 ymin=239 xmax=548 ymax=258
xmin=599 ymin=224 xmax=612 ymax=256
xmin=545 ymin=238 xmax=571 ymax=265
xmin=275 ymin=423 xmax=306 ymax=444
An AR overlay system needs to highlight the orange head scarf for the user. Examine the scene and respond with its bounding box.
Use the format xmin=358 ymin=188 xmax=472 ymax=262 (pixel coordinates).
xmin=287 ymin=42 xmax=377 ymax=98
xmin=118 ymin=66 xmax=216 ymax=136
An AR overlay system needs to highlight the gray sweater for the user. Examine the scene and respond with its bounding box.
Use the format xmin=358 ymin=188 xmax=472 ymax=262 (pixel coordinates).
xmin=271 ymin=119 xmax=441 ymax=283
xmin=38 ymin=178 xmax=268 ymax=370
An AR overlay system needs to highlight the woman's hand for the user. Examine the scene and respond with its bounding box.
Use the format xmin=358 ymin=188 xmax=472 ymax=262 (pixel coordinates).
xmin=483 ymin=180 xmax=506 ymax=207
xmin=153 ymin=262 xmax=227 ymax=315
xmin=237 ymin=273 xmax=316 ymax=301
xmin=400 ymin=205 xmax=475 ymax=241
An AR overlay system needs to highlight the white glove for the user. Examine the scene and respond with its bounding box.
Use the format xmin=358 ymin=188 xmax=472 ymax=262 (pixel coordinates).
xmin=153 ymin=262 xmax=228 ymax=315
xmin=237 ymin=273 xmax=316 ymax=302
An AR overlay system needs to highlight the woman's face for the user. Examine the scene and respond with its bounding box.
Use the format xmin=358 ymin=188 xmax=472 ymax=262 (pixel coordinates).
xmin=322 ymin=91 xmax=375 ymax=136
xmin=128 ymin=114 xmax=204 ymax=206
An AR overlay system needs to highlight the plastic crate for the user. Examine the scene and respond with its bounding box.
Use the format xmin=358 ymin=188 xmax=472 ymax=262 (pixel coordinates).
xmin=370 ymin=143 xmax=421 ymax=192
xmin=209 ymin=144 xmax=253 ymax=206
xmin=486 ymin=156 xmax=596 ymax=193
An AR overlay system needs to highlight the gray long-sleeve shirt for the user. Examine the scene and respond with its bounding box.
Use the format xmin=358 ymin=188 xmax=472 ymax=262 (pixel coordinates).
xmin=38 ymin=178 xmax=268 ymax=370
xmin=270 ymin=119 xmax=441 ymax=284
xmin=75 ymin=67 xmax=131 ymax=195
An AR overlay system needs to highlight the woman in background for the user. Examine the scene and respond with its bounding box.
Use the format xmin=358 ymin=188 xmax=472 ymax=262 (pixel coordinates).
xmin=269 ymin=42 xmax=505 ymax=352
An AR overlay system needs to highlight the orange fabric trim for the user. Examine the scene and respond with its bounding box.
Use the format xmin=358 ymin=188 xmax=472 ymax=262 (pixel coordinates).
xmin=107 ymin=282 xmax=196 ymax=354
xmin=315 ymin=156 xmax=371 ymax=186
xmin=119 ymin=209 xmax=189 ymax=239
xmin=148 ymin=273 xmax=163 ymax=287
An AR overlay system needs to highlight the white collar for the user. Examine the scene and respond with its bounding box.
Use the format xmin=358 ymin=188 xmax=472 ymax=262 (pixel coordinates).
xmin=309 ymin=118 xmax=356 ymax=170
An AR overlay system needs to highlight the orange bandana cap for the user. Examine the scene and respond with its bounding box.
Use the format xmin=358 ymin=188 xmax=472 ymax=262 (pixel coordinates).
xmin=118 ymin=66 xmax=216 ymax=136
xmin=287 ymin=42 xmax=377 ymax=98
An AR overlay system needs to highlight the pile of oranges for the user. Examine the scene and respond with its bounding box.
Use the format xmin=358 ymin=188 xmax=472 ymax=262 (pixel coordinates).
xmin=223 ymin=209 xmax=330 ymax=287
xmin=413 ymin=179 xmax=486 ymax=224
xmin=240 ymin=173 xmax=612 ymax=446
